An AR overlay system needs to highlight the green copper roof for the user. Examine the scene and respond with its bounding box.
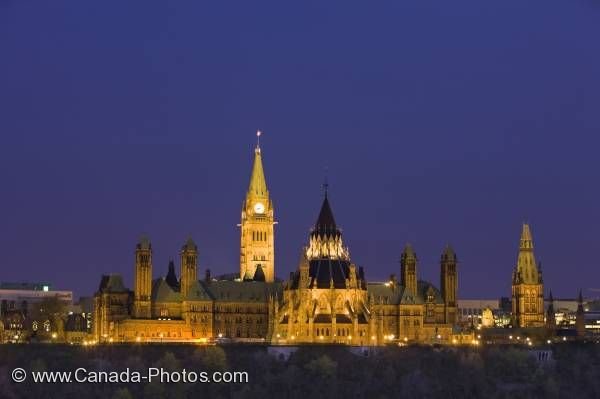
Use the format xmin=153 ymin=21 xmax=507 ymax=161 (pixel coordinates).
xmin=98 ymin=274 xmax=128 ymax=293
xmin=152 ymin=278 xmax=182 ymax=303
xmin=247 ymin=146 xmax=268 ymax=198
xmin=184 ymin=280 xmax=212 ymax=301
xmin=207 ymin=280 xmax=282 ymax=303
xmin=366 ymin=280 xmax=444 ymax=305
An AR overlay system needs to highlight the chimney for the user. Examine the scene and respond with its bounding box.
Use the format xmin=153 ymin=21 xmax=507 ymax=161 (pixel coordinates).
xmin=205 ymin=269 xmax=212 ymax=284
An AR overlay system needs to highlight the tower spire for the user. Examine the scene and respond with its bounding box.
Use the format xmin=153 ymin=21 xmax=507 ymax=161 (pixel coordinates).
xmin=515 ymin=223 xmax=539 ymax=283
xmin=511 ymin=222 xmax=544 ymax=327
xmin=520 ymin=223 xmax=533 ymax=250
xmin=313 ymin=194 xmax=338 ymax=236
xmin=240 ymin=132 xmax=275 ymax=282
xmin=323 ymin=167 xmax=329 ymax=198
xmin=247 ymin=131 xmax=268 ymax=198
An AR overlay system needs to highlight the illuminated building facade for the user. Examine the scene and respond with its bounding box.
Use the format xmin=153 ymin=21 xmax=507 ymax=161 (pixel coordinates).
xmin=93 ymin=136 xmax=459 ymax=344
xmin=511 ymin=223 xmax=545 ymax=327
xmin=274 ymin=194 xmax=457 ymax=345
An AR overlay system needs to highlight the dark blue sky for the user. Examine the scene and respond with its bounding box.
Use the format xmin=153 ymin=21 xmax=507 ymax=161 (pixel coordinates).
xmin=1 ymin=1 xmax=599 ymax=300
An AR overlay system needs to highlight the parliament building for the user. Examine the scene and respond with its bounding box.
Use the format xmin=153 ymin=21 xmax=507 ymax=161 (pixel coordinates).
xmin=93 ymin=137 xmax=459 ymax=345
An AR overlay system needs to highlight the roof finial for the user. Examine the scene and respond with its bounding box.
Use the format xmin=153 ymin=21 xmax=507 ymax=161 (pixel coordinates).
xmin=256 ymin=130 xmax=262 ymax=151
xmin=323 ymin=167 xmax=329 ymax=198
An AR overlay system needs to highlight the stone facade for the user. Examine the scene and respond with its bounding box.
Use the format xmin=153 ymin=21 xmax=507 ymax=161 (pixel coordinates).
xmin=93 ymin=138 xmax=459 ymax=345
xmin=511 ymin=223 xmax=545 ymax=327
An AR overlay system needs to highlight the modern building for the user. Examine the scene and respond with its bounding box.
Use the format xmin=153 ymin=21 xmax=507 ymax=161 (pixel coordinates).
xmin=0 ymin=282 xmax=74 ymax=343
xmin=93 ymin=136 xmax=460 ymax=345
xmin=458 ymin=298 xmax=514 ymax=328
xmin=0 ymin=282 xmax=73 ymax=314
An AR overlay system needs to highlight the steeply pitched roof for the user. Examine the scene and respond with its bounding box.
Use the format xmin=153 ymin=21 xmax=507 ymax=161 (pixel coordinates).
xmin=367 ymin=283 xmax=404 ymax=304
xmin=308 ymin=258 xmax=359 ymax=289
xmin=253 ymin=265 xmax=266 ymax=282
xmin=315 ymin=194 xmax=337 ymax=232
xmin=207 ymin=280 xmax=282 ymax=303
xmin=401 ymin=243 xmax=417 ymax=261
xmin=98 ymin=274 xmax=128 ymax=293
xmin=165 ymin=261 xmax=179 ymax=290
xmin=514 ymin=223 xmax=540 ymax=284
xmin=184 ymin=280 xmax=213 ymax=301
xmin=137 ymin=235 xmax=151 ymax=250
xmin=247 ymin=146 xmax=268 ymax=198
xmin=152 ymin=278 xmax=182 ymax=303
xmin=521 ymin=223 xmax=533 ymax=247
xmin=366 ymin=280 xmax=444 ymax=305
xmin=441 ymin=245 xmax=456 ymax=261
xmin=182 ymin=237 xmax=197 ymax=251
xmin=313 ymin=195 xmax=339 ymax=236
xmin=417 ymin=280 xmax=444 ymax=304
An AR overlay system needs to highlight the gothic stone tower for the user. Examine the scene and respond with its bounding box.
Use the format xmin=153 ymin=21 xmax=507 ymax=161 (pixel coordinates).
xmin=240 ymin=133 xmax=275 ymax=282
xmin=180 ymin=237 xmax=198 ymax=298
xmin=440 ymin=245 xmax=458 ymax=324
xmin=133 ymin=236 xmax=152 ymax=318
xmin=511 ymin=223 xmax=544 ymax=327
xmin=400 ymin=244 xmax=418 ymax=297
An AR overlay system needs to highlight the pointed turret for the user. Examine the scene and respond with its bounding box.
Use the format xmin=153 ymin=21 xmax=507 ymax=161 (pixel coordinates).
xmin=165 ymin=260 xmax=179 ymax=290
xmin=253 ymin=264 xmax=266 ymax=282
xmin=312 ymin=194 xmax=340 ymax=237
xmin=306 ymin=191 xmax=349 ymax=260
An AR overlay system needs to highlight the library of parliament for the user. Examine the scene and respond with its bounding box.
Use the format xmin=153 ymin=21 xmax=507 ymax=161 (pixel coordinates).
xmin=94 ymin=135 xmax=462 ymax=345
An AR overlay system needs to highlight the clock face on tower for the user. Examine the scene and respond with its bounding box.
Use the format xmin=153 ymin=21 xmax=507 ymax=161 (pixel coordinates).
xmin=254 ymin=202 xmax=265 ymax=214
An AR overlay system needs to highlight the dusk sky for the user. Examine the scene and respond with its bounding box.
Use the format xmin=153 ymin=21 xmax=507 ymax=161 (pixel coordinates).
xmin=1 ymin=1 xmax=599 ymax=300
